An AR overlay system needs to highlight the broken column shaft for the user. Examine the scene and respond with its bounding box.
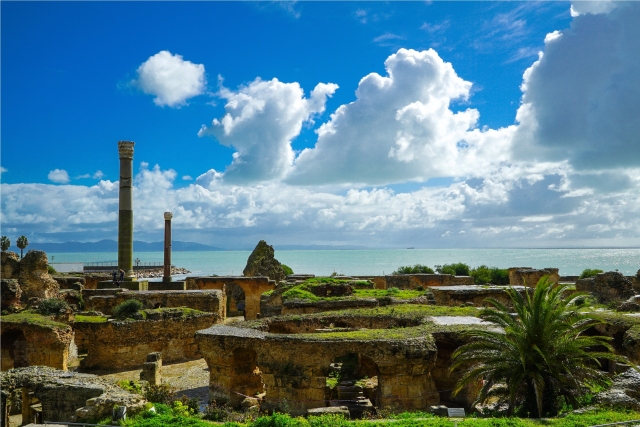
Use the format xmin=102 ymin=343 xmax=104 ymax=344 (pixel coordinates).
xmin=118 ymin=141 xmax=135 ymax=281
xmin=163 ymin=212 xmax=172 ymax=282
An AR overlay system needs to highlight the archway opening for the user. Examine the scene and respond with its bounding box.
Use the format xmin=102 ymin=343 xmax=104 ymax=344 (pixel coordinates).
xmin=1 ymin=330 xmax=28 ymax=370
xmin=326 ymin=353 xmax=378 ymax=418
xmin=226 ymin=283 xmax=246 ymax=318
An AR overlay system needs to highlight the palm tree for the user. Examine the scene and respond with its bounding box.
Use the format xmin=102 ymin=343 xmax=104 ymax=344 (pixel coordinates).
xmin=16 ymin=235 xmax=29 ymax=259
xmin=1 ymin=236 xmax=9 ymax=252
xmin=451 ymin=276 xmax=629 ymax=418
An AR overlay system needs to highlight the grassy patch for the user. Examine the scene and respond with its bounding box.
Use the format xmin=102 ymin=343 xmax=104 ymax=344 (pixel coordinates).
xmin=1 ymin=310 xmax=69 ymax=329
xmin=353 ymin=288 xmax=425 ymax=299
xmin=74 ymin=314 xmax=108 ymax=323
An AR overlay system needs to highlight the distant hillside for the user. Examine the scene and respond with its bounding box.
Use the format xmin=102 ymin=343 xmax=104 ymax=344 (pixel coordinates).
xmin=29 ymin=239 xmax=224 ymax=253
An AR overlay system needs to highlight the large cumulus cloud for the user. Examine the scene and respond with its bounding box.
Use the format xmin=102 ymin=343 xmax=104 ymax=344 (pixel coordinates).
xmin=198 ymin=78 xmax=337 ymax=184
xmin=288 ymin=48 xmax=514 ymax=186
xmin=514 ymin=2 xmax=640 ymax=170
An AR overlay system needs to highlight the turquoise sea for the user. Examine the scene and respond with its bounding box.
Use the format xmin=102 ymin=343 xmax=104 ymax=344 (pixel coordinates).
xmin=48 ymin=248 xmax=639 ymax=278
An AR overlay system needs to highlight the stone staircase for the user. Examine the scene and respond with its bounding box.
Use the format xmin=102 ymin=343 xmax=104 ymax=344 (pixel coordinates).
xmin=331 ymin=380 xmax=374 ymax=418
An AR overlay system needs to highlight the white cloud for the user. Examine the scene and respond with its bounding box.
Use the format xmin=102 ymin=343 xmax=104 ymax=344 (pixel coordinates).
xmin=48 ymin=169 xmax=70 ymax=184
xmin=514 ymin=2 xmax=640 ymax=170
xmin=1 ymin=167 xmax=7 ymax=174
xmin=182 ymin=175 xmax=193 ymax=181
xmin=570 ymin=1 xmax=619 ymax=17
xmin=288 ymin=48 xmax=514 ymax=186
xmin=77 ymin=170 xmax=105 ymax=180
xmin=134 ymin=51 xmax=206 ymax=107
xmin=199 ymin=77 xmax=338 ymax=183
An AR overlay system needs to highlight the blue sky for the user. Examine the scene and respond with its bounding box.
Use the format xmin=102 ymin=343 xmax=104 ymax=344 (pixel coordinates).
xmin=2 ymin=1 xmax=639 ymax=249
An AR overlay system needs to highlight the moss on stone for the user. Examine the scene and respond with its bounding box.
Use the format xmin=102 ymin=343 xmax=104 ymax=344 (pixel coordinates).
xmin=1 ymin=310 xmax=69 ymax=329
xmin=74 ymin=315 xmax=108 ymax=323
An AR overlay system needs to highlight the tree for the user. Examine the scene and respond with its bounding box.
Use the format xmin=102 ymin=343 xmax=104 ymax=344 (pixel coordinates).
xmin=16 ymin=235 xmax=29 ymax=259
xmin=1 ymin=236 xmax=9 ymax=252
xmin=451 ymin=277 xmax=629 ymax=418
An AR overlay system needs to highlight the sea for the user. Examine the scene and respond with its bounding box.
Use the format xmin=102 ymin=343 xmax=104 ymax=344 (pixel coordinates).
xmin=47 ymin=248 xmax=640 ymax=278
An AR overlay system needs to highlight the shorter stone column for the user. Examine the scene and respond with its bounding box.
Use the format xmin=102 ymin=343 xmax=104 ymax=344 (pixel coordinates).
xmin=140 ymin=352 xmax=162 ymax=385
xmin=163 ymin=212 xmax=172 ymax=283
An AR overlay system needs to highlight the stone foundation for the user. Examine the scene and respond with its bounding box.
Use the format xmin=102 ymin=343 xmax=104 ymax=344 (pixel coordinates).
xmin=430 ymin=285 xmax=528 ymax=307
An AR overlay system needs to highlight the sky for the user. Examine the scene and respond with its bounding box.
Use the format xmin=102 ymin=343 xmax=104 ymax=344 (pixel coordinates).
xmin=1 ymin=1 xmax=639 ymax=250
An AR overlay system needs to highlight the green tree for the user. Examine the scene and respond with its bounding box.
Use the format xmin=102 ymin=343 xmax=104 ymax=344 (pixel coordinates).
xmin=1 ymin=236 xmax=10 ymax=252
xmin=451 ymin=277 xmax=628 ymax=418
xmin=16 ymin=235 xmax=29 ymax=259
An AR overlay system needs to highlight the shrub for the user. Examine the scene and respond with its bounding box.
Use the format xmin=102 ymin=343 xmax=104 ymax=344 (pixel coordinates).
xmin=143 ymin=383 xmax=175 ymax=405
xmin=47 ymin=265 xmax=57 ymax=274
xmin=392 ymin=264 xmax=434 ymax=274
xmin=36 ymin=298 xmax=69 ymax=315
xmin=117 ymin=379 xmax=143 ymax=394
xmin=113 ymin=299 xmax=143 ymax=319
xmin=282 ymin=264 xmax=294 ymax=276
xmin=580 ymin=268 xmax=603 ymax=279
xmin=435 ymin=262 xmax=470 ymax=276
xmin=471 ymin=265 xmax=509 ymax=285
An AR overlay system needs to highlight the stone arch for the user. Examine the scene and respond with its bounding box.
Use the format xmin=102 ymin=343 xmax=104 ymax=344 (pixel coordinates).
xmin=226 ymin=283 xmax=246 ymax=318
xmin=1 ymin=329 xmax=29 ymax=370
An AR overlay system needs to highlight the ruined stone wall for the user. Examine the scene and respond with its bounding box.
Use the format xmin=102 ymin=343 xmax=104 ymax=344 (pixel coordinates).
xmin=196 ymin=325 xmax=440 ymax=415
xmin=77 ymin=312 xmax=218 ymax=370
xmin=86 ymin=290 xmax=225 ymax=317
xmin=0 ymin=322 xmax=72 ymax=371
xmin=18 ymin=250 xmax=60 ymax=300
xmin=83 ymin=274 xmax=110 ymax=290
xmin=430 ymin=285 xmax=524 ymax=308
xmin=1 ymin=251 xmax=20 ymax=279
xmin=1 ymin=279 xmax=22 ymax=311
xmin=186 ymin=276 xmax=275 ymax=320
xmin=256 ymin=315 xmax=422 ymax=334
xmin=53 ymin=276 xmax=85 ymax=289
xmin=576 ymin=271 xmax=635 ymax=304
xmin=373 ymin=274 xmax=474 ymax=290
xmin=281 ymin=298 xmax=380 ymax=315
xmin=508 ymin=267 xmax=559 ymax=287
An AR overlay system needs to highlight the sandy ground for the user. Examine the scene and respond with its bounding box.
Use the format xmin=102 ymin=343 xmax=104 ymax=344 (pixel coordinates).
xmin=96 ymin=358 xmax=210 ymax=404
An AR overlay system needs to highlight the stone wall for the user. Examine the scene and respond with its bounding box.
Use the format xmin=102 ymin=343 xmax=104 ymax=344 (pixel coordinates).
xmin=373 ymin=274 xmax=474 ymax=290
xmin=53 ymin=276 xmax=85 ymax=289
xmin=196 ymin=324 xmax=440 ymax=415
xmin=508 ymin=267 xmax=559 ymax=287
xmin=77 ymin=311 xmax=218 ymax=370
xmin=83 ymin=273 xmax=110 ymax=290
xmin=86 ymin=289 xmax=225 ymax=317
xmin=281 ymin=298 xmax=380 ymax=315
xmin=0 ymin=321 xmax=73 ymax=371
xmin=186 ymin=276 xmax=275 ymax=320
xmin=430 ymin=285 xmax=527 ymax=308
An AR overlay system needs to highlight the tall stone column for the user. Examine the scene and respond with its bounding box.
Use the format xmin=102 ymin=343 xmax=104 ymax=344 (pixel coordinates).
xmin=163 ymin=212 xmax=173 ymax=282
xmin=118 ymin=141 xmax=136 ymax=281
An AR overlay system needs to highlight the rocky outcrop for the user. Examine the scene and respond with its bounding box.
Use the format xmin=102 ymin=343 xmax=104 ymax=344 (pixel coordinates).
xmin=1 ymin=251 xmax=20 ymax=279
xmin=508 ymin=267 xmax=559 ymax=287
xmin=595 ymin=368 xmax=640 ymax=411
xmin=618 ymin=296 xmax=640 ymax=313
xmin=1 ymin=279 xmax=23 ymax=312
xmin=576 ymin=271 xmax=635 ymax=304
xmin=243 ymin=240 xmax=286 ymax=282
xmin=0 ymin=366 xmax=144 ymax=423
xmin=622 ymin=325 xmax=640 ymax=364
xmin=18 ymin=250 xmax=60 ymax=300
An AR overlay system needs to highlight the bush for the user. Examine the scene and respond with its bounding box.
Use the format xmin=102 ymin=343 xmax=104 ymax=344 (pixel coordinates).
xmin=117 ymin=379 xmax=143 ymax=394
xmin=392 ymin=264 xmax=434 ymax=274
xmin=282 ymin=264 xmax=294 ymax=276
xmin=37 ymin=298 xmax=69 ymax=315
xmin=435 ymin=262 xmax=470 ymax=276
xmin=113 ymin=299 xmax=143 ymax=319
xmin=143 ymin=383 xmax=175 ymax=405
xmin=471 ymin=265 xmax=509 ymax=285
xmin=47 ymin=265 xmax=57 ymax=274
xmin=580 ymin=268 xmax=603 ymax=279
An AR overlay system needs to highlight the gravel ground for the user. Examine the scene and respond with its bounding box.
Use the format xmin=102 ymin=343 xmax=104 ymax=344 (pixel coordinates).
xmin=96 ymin=358 xmax=210 ymax=404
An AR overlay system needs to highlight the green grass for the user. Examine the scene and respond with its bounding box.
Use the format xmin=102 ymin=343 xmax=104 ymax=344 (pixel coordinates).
xmin=0 ymin=310 xmax=69 ymax=329
xmin=353 ymin=289 xmax=425 ymax=299
xmin=75 ymin=314 xmax=108 ymax=323
xmin=117 ymin=408 xmax=640 ymax=427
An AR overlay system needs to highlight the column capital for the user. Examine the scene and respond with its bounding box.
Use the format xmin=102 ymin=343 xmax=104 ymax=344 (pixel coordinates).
xmin=164 ymin=212 xmax=173 ymax=220
xmin=118 ymin=141 xmax=135 ymax=159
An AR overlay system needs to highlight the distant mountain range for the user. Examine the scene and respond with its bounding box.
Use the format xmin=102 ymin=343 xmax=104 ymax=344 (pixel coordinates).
xmin=29 ymin=239 xmax=224 ymax=253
